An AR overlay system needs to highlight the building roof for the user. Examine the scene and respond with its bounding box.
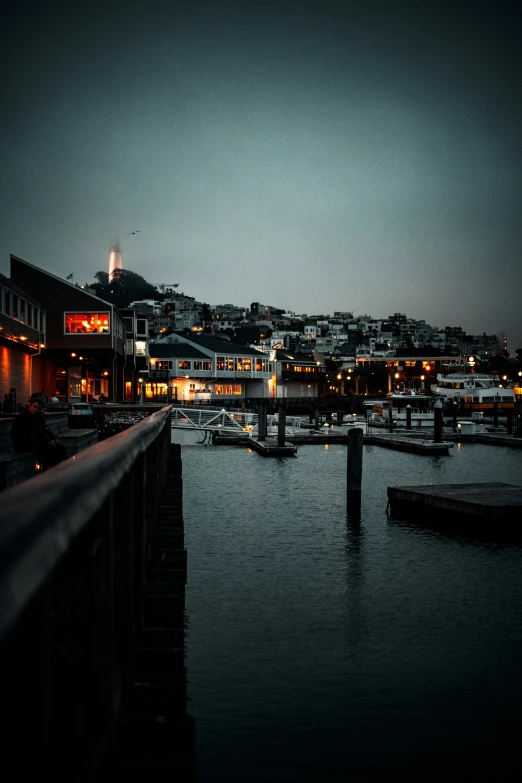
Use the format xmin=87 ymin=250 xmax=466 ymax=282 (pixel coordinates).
xmin=149 ymin=343 xmax=208 ymax=359
xmin=10 ymin=255 xmax=115 ymax=309
xmin=275 ymin=349 xmax=323 ymax=365
xmin=174 ymin=333 xmax=265 ymax=356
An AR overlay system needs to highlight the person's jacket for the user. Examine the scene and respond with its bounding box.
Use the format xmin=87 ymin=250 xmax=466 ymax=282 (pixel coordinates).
xmin=11 ymin=410 xmax=57 ymax=452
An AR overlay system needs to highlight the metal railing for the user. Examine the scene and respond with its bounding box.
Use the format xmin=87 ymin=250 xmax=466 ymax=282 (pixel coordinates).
xmin=171 ymin=405 xmax=302 ymax=435
xmin=0 ymin=405 xmax=174 ymax=778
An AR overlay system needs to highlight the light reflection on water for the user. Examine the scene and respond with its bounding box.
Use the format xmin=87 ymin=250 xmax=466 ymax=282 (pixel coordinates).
xmin=179 ymin=439 xmax=522 ymax=781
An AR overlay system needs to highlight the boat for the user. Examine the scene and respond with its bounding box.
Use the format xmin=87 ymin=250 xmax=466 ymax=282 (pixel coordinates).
xmin=430 ymin=373 xmax=516 ymax=411
xmin=367 ymin=391 xmax=434 ymax=428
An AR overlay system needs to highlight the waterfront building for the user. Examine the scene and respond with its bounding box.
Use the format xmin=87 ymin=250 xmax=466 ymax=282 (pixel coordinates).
xmin=272 ymin=348 xmax=326 ymax=398
xmin=10 ymin=256 xmax=126 ymax=402
xmin=119 ymin=308 xmax=150 ymax=402
xmin=147 ymin=333 xmax=275 ymax=402
xmin=0 ymin=273 xmax=55 ymax=408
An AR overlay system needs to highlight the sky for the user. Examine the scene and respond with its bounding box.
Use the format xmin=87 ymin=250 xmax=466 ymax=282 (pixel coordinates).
xmin=1 ymin=0 xmax=521 ymax=349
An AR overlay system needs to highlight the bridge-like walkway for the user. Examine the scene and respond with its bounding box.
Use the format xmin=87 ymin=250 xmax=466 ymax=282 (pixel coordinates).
xmin=170 ymin=406 xmax=302 ymax=436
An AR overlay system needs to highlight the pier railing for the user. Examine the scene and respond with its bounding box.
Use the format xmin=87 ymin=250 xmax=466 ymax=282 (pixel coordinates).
xmin=0 ymin=405 xmax=174 ymax=779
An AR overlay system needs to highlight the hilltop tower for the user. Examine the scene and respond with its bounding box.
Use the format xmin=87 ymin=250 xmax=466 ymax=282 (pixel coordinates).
xmin=108 ymin=239 xmax=122 ymax=280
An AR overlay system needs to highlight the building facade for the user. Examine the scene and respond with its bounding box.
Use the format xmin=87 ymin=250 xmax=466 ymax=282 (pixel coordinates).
xmin=10 ymin=256 xmax=126 ymax=402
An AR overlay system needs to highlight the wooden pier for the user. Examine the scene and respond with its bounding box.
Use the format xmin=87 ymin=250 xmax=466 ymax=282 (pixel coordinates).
xmin=388 ymin=482 xmax=522 ymax=528
xmin=0 ymin=406 xmax=194 ymax=780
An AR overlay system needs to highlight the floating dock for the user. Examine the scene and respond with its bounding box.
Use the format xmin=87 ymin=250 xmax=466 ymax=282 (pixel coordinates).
xmin=388 ymin=482 xmax=522 ymax=528
xmin=366 ymin=434 xmax=453 ymax=455
xmin=246 ymin=437 xmax=297 ymax=457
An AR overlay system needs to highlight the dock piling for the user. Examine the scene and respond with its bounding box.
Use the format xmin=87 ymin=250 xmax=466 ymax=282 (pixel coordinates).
xmin=277 ymin=403 xmax=287 ymax=447
xmin=406 ymin=404 xmax=412 ymax=430
xmin=258 ymin=402 xmax=267 ymax=442
xmin=434 ymin=400 xmax=443 ymax=443
xmin=347 ymin=426 xmax=363 ymax=506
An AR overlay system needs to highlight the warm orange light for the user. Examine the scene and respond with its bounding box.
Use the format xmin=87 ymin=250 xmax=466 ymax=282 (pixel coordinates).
xmin=40 ymin=343 xmax=45 ymax=348
xmin=71 ymin=352 xmax=76 ymax=357
xmin=425 ymin=365 xmax=431 ymax=372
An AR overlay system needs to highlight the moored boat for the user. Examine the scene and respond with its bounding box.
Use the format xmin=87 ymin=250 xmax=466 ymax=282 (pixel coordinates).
xmin=431 ymin=373 xmax=516 ymax=411
xmin=368 ymin=391 xmax=434 ymax=428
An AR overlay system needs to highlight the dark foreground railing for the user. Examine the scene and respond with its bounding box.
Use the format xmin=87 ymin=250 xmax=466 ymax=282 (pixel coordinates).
xmin=0 ymin=405 xmax=185 ymax=780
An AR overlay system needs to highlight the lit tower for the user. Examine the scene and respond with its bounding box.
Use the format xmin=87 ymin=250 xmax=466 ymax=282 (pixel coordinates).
xmin=108 ymin=239 xmax=122 ymax=280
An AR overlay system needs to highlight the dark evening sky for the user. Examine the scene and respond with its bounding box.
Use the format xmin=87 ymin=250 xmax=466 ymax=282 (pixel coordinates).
xmin=1 ymin=0 xmax=521 ymax=348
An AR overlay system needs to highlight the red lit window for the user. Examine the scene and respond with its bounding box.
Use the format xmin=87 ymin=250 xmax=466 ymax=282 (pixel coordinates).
xmin=65 ymin=313 xmax=110 ymax=334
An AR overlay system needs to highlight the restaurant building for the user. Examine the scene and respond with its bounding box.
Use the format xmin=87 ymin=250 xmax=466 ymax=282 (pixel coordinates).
xmin=10 ymin=256 xmax=126 ymax=402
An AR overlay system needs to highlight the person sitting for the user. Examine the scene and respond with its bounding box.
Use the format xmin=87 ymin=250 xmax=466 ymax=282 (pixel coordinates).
xmin=50 ymin=393 xmax=59 ymax=404
xmin=11 ymin=393 xmax=67 ymax=470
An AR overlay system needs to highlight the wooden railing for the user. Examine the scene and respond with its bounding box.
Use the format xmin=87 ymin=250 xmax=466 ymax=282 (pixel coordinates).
xmin=0 ymin=405 xmax=180 ymax=779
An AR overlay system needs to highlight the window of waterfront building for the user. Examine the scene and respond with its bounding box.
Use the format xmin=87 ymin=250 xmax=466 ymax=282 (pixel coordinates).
xmin=137 ymin=319 xmax=147 ymax=335
xmin=4 ymin=289 xmax=11 ymax=316
xmin=256 ymin=358 xmax=262 ymax=371
xmin=27 ymin=304 xmax=33 ymax=327
xmin=233 ymin=385 xmax=241 ymax=394
xmin=126 ymin=338 xmax=134 ymax=355
xmin=124 ymin=317 xmax=133 ymax=331
xmin=243 ymin=358 xmax=251 ymax=371
xmin=64 ymin=312 xmax=109 ymax=333
xmin=217 ymin=357 xmax=225 ymax=371
xmin=179 ymin=360 xmax=191 ymax=370
xmin=156 ymin=361 xmax=173 ymax=369
xmin=194 ymin=361 xmax=212 ymax=371
xmin=135 ymin=340 xmax=146 ymax=356
xmin=12 ymin=295 xmax=19 ymax=319
xmin=228 ymin=358 xmax=235 ymax=371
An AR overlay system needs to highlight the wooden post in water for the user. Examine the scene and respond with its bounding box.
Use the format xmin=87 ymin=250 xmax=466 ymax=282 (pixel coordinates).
xmin=434 ymin=400 xmax=443 ymax=443
xmin=387 ymin=403 xmax=393 ymax=432
xmin=406 ymin=404 xmax=412 ymax=430
xmin=258 ymin=402 xmax=267 ymax=441
xmin=314 ymin=408 xmax=320 ymax=429
xmin=493 ymin=396 xmax=499 ymax=427
xmin=277 ymin=403 xmax=286 ymax=446
xmin=347 ymin=426 xmax=363 ymax=507
xmin=337 ymin=409 xmax=344 ymax=424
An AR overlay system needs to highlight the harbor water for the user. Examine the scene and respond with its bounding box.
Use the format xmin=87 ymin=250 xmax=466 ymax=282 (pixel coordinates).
xmin=178 ymin=436 xmax=522 ymax=781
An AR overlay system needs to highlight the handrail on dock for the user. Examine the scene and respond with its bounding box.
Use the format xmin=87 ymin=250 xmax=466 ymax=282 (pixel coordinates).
xmin=0 ymin=405 xmax=179 ymax=778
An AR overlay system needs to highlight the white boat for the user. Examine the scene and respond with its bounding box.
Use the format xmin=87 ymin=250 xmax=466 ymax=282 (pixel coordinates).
xmin=367 ymin=392 xmax=434 ymax=428
xmin=431 ymin=373 xmax=516 ymax=411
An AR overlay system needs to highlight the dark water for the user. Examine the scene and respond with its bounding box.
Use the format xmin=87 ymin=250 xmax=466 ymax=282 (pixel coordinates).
xmin=179 ymin=440 xmax=522 ymax=782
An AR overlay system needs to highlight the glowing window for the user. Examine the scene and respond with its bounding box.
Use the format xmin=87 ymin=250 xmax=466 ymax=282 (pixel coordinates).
xmin=65 ymin=312 xmax=109 ymax=334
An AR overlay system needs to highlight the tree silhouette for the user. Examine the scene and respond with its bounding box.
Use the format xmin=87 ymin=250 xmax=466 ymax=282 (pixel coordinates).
xmin=91 ymin=269 xmax=161 ymax=308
